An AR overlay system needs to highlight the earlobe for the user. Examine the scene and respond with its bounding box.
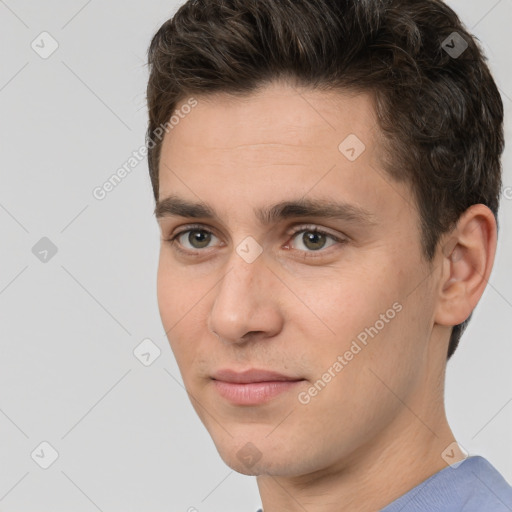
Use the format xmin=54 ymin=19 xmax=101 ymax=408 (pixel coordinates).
xmin=435 ymin=204 xmax=497 ymax=327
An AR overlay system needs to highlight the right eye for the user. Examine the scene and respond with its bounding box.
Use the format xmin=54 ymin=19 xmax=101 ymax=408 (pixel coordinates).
xmin=166 ymin=225 xmax=222 ymax=254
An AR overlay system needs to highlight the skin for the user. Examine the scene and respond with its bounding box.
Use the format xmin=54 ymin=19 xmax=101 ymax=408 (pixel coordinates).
xmin=155 ymin=80 xmax=496 ymax=512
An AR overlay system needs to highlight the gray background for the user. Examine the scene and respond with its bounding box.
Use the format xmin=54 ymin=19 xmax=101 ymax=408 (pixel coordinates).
xmin=0 ymin=1 xmax=511 ymax=511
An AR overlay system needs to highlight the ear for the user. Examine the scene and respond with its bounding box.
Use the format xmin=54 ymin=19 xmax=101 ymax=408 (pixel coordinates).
xmin=435 ymin=204 xmax=497 ymax=327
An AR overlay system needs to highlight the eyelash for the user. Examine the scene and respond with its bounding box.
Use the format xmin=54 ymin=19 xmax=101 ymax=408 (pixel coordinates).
xmin=164 ymin=223 xmax=347 ymax=259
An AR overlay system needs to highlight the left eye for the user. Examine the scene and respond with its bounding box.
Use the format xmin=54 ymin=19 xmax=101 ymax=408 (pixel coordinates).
xmin=288 ymin=228 xmax=341 ymax=252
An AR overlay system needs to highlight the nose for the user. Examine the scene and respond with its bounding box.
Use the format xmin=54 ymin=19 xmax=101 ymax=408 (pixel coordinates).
xmin=208 ymin=250 xmax=284 ymax=345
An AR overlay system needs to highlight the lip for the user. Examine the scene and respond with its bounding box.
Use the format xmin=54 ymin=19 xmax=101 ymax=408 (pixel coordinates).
xmin=211 ymin=368 xmax=305 ymax=405
xmin=211 ymin=368 xmax=302 ymax=383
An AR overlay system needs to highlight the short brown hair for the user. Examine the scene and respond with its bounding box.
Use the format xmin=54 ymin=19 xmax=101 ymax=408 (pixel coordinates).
xmin=146 ymin=0 xmax=504 ymax=359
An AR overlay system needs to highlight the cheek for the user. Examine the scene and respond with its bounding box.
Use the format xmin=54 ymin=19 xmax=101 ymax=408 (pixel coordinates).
xmin=285 ymin=258 xmax=405 ymax=349
xmin=286 ymin=247 xmax=432 ymax=402
xmin=156 ymin=256 xmax=178 ymax=327
xmin=293 ymin=289 xmax=427 ymax=448
xmin=156 ymin=252 xmax=204 ymax=325
xmin=306 ymin=266 xmax=432 ymax=415
xmin=156 ymin=255 xmax=203 ymax=361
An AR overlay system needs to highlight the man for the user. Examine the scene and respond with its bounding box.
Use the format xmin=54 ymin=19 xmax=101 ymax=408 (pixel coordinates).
xmin=146 ymin=0 xmax=512 ymax=510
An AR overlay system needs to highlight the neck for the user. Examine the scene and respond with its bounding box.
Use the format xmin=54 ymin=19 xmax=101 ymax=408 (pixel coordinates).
xmin=256 ymin=349 xmax=455 ymax=512
xmin=257 ymin=414 xmax=455 ymax=512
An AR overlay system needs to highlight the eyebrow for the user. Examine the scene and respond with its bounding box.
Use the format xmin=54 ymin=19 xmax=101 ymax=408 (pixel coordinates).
xmin=155 ymin=194 xmax=376 ymax=227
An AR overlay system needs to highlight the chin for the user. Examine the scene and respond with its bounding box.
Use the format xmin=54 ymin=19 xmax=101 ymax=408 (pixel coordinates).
xmin=211 ymin=435 xmax=318 ymax=477
xmin=221 ymin=453 xmax=289 ymax=476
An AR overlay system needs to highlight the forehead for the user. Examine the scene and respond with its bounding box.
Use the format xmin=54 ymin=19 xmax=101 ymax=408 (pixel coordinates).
xmin=157 ymin=81 xmax=415 ymax=226
xmin=164 ymin=81 xmax=379 ymax=155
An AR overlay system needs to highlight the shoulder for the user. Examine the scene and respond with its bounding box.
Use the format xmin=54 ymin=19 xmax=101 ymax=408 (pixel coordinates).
xmin=457 ymin=456 xmax=512 ymax=511
xmin=381 ymin=456 xmax=512 ymax=512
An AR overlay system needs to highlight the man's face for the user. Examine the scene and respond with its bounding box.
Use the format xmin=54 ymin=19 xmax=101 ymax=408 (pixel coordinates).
xmin=156 ymin=81 xmax=441 ymax=476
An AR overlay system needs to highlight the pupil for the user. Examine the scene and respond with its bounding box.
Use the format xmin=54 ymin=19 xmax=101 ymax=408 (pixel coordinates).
xmin=190 ymin=230 xmax=211 ymax=248
xmin=304 ymin=231 xmax=325 ymax=250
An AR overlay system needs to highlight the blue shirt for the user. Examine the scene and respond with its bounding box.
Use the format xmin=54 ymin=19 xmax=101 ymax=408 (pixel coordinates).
xmin=380 ymin=456 xmax=512 ymax=511
xmin=255 ymin=456 xmax=512 ymax=511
